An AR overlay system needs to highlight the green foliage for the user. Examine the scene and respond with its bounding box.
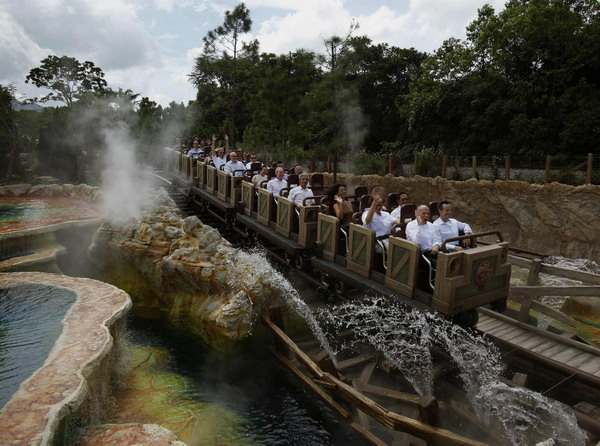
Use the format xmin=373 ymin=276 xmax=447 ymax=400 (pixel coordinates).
xmin=25 ymin=55 xmax=107 ymax=106
xmin=351 ymin=149 xmax=387 ymax=175
xmin=413 ymin=147 xmax=441 ymax=177
xmin=402 ymin=0 xmax=600 ymax=157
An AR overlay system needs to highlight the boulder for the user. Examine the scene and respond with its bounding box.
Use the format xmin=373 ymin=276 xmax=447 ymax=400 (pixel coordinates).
xmin=88 ymin=189 xmax=277 ymax=350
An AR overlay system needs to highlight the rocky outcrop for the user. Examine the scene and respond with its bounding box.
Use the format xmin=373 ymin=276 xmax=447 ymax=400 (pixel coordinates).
xmin=0 ymin=183 xmax=102 ymax=201
xmin=88 ymin=189 xmax=278 ymax=350
xmin=331 ymin=174 xmax=600 ymax=261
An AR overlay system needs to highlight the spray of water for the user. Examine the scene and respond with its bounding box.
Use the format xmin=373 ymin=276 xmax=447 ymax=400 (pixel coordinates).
xmin=317 ymin=295 xmax=587 ymax=445
xmin=222 ymin=247 xmax=337 ymax=361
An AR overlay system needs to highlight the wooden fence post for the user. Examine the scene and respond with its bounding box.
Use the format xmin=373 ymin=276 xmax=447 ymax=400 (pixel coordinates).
xmin=587 ymin=153 xmax=593 ymax=184
xmin=544 ymin=155 xmax=552 ymax=183
xmin=441 ymin=155 xmax=447 ymax=178
xmin=269 ymin=306 xmax=288 ymax=356
xmin=472 ymin=156 xmax=477 ymax=179
xmin=387 ymin=152 xmax=393 ymax=175
xmin=505 ymin=155 xmax=510 ymax=181
xmin=413 ymin=151 xmax=417 ymax=176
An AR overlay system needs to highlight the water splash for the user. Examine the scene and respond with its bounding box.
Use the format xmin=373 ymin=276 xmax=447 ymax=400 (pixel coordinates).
xmin=317 ymin=297 xmax=435 ymax=398
xmin=317 ymin=295 xmax=587 ymax=445
xmin=224 ymin=247 xmax=337 ymax=362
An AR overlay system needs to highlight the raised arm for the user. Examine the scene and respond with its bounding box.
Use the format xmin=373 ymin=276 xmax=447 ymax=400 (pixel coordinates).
xmin=364 ymin=195 xmax=381 ymax=225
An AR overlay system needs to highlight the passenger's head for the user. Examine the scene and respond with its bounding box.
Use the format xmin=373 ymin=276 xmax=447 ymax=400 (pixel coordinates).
xmin=327 ymin=184 xmax=346 ymax=200
xmin=217 ymin=147 xmax=225 ymax=157
xmin=249 ymin=154 xmax=257 ymax=163
xmin=437 ymin=200 xmax=452 ymax=222
xmin=299 ymin=173 xmax=309 ymax=188
xmin=415 ymin=205 xmax=430 ymax=224
xmin=275 ymin=167 xmax=284 ymax=180
xmin=276 ymin=161 xmax=284 ymax=168
xmin=259 ymin=166 xmax=268 ymax=175
xmin=397 ymin=192 xmax=409 ymax=206
xmin=294 ymin=165 xmax=303 ymax=175
xmin=192 ymin=141 xmax=199 ymax=149
xmin=327 ymin=184 xmax=346 ymax=214
xmin=229 ymin=151 xmax=238 ymax=161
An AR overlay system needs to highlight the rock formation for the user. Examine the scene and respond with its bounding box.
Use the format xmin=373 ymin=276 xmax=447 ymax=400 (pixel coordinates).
xmin=89 ymin=189 xmax=277 ymax=350
xmin=331 ymin=174 xmax=600 ymax=261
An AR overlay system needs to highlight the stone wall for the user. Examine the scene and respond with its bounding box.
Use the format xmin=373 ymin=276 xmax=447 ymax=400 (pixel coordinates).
xmin=329 ymin=174 xmax=600 ymax=261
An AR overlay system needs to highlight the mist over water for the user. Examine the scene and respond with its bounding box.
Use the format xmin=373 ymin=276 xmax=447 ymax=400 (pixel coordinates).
xmin=316 ymin=296 xmax=587 ymax=446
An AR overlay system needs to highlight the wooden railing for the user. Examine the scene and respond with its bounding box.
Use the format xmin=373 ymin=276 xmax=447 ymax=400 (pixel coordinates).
xmin=262 ymin=311 xmax=487 ymax=446
xmin=508 ymin=255 xmax=600 ymax=325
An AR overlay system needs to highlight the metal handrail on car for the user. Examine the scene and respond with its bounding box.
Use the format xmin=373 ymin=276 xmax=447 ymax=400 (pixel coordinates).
xmin=441 ymin=231 xmax=504 ymax=253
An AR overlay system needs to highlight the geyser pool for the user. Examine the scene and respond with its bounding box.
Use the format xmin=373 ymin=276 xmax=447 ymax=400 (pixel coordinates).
xmin=0 ymin=197 xmax=101 ymax=233
xmin=95 ymin=314 xmax=369 ymax=446
xmin=0 ymin=283 xmax=76 ymax=408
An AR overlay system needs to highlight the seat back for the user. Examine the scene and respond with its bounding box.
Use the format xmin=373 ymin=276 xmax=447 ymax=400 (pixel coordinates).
xmin=353 ymin=186 xmax=368 ymax=198
xmin=317 ymin=213 xmax=340 ymax=261
xmin=241 ymin=181 xmax=255 ymax=216
xmin=347 ymin=224 xmax=375 ymax=278
xmin=268 ymin=168 xmax=276 ymax=179
xmin=287 ymin=174 xmax=299 ymax=187
xmin=400 ymin=204 xmax=417 ymax=223
xmin=310 ymin=173 xmax=324 ymax=193
xmin=359 ymin=195 xmax=371 ymax=212
xmin=428 ymin=201 xmax=440 ymax=221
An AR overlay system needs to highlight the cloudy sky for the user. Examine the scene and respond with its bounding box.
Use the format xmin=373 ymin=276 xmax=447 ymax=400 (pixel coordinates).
xmin=0 ymin=0 xmax=506 ymax=107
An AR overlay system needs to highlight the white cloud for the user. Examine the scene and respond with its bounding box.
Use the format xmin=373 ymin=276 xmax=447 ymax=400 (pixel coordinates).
xmin=1 ymin=0 xmax=159 ymax=72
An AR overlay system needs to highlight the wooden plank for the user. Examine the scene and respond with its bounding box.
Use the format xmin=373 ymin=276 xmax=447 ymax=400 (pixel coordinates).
xmin=540 ymin=264 xmax=600 ymax=285
xmin=510 ymin=286 xmax=600 ymax=297
xmin=363 ymin=384 xmax=421 ymax=404
xmin=579 ymin=357 xmax=600 ymax=375
xmin=529 ymin=340 xmax=559 ymax=354
xmin=478 ymin=307 xmax=600 ymax=356
xmin=261 ymin=316 xmax=324 ymax=379
xmin=269 ymin=346 xmax=348 ymax=418
xmin=487 ymin=324 xmax=521 ymax=338
xmin=505 ymin=331 xmax=538 ymax=347
xmin=358 ymin=362 xmax=377 ymax=386
xmin=551 ymin=348 xmax=586 ymax=364
xmin=477 ymin=318 xmax=505 ymax=332
xmin=323 ymin=373 xmax=487 ymax=446
xmin=500 ymin=329 xmax=530 ymax=343
xmin=518 ymin=336 xmax=552 ymax=351
xmin=337 ymin=354 xmax=375 ymax=371
xmin=352 ymin=379 xmax=371 ymax=430
xmin=536 ymin=343 xmax=568 ymax=358
xmin=567 ymin=352 xmax=595 ymax=369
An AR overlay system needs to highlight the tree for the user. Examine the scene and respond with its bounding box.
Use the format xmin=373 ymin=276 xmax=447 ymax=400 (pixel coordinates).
xmin=25 ymin=55 xmax=108 ymax=107
xmin=191 ymin=3 xmax=259 ymax=147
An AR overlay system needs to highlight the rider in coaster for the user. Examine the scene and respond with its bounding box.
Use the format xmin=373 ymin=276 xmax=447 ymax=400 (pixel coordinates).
xmin=406 ymin=204 xmax=442 ymax=259
xmin=362 ymin=193 xmax=399 ymax=250
xmin=432 ymin=200 xmax=472 ymax=251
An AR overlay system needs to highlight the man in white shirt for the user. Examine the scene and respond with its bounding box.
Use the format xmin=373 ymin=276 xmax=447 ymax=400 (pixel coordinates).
xmin=432 ymin=201 xmax=472 ymax=251
xmin=267 ymin=167 xmax=288 ymax=198
xmin=288 ymin=174 xmax=314 ymax=207
xmin=406 ymin=205 xmax=442 ymax=255
xmin=390 ymin=192 xmax=410 ymax=219
xmin=246 ymin=154 xmax=260 ymax=169
xmin=362 ymin=195 xmax=398 ymax=238
xmin=224 ymin=152 xmax=246 ymax=176
xmin=187 ymin=141 xmax=202 ymax=159
xmin=212 ymin=147 xmax=227 ymax=171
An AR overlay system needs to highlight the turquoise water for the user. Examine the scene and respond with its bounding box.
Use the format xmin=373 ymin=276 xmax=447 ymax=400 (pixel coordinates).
xmin=0 ymin=284 xmax=76 ymax=408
